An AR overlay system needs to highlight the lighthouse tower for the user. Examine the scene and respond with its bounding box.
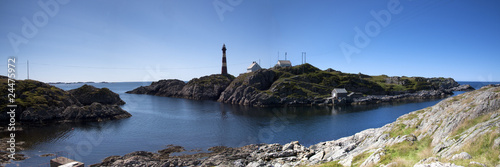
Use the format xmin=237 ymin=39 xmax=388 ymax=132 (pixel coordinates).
xmin=221 ymin=44 xmax=228 ymax=75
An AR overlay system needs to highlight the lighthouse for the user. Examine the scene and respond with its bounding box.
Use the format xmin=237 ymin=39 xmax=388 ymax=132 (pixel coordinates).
xmin=221 ymin=44 xmax=228 ymax=75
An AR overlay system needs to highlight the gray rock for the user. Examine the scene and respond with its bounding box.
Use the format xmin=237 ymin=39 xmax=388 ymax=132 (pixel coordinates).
xmin=494 ymin=137 xmax=500 ymax=148
xmin=451 ymin=152 xmax=472 ymax=161
xmin=360 ymin=148 xmax=385 ymax=167
xmin=416 ymin=157 xmax=439 ymax=164
xmin=308 ymin=151 xmax=324 ymax=161
xmin=469 ymin=161 xmax=486 ymax=167
xmin=414 ymin=162 xmax=462 ymax=167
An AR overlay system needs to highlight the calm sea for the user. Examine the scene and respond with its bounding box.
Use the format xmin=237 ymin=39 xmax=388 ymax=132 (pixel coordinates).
xmin=6 ymin=81 xmax=499 ymax=166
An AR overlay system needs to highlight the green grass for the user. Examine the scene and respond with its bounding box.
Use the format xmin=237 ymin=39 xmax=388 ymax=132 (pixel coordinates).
xmin=351 ymin=151 xmax=371 ymax=167
xmin=450 ymin=130 xmax=500 ymax=166
xmin=400 ymin=113 xmax=418 ymax=121
xmin=311 ymin=161 xmax=343 ymax=167
xmin=389 ymin=123 xmax=417 ymax=138
xmin=379 ymin=136 xmax=433 ymax=165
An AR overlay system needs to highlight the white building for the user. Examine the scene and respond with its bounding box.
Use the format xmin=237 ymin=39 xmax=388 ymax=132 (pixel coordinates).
xmin=332 ymin=88 xmax=348 ymax=99
xmin=247 ymin=61 xmax=262 ymax=73
xmin=277 ymin=60 xmax=292 ymax=67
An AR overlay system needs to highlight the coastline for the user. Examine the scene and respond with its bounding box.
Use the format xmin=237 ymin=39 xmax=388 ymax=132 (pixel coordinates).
xmin=127 ymin=64 xmax=476 ymax=107
xmin=92 ymin=84 xmax=500 ymax=166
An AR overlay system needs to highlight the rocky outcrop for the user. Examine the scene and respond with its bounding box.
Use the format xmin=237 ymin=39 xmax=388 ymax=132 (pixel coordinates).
xmin=217 ymin=69 xmax=282 ymax=106
xmin=0 ymin=79 xmax=131 ymax=124
xmin=126 ymin=79 xmax=186 ymax=97
xmin=69 ymin=84 xmax=125 ymax=105
xmin=127 ymin=74 xmax=234 ymax=100
xmin=179 ymin=74 xmax=235 ymax=100
xmin=94 ymin=85 xmax=500 ymax=167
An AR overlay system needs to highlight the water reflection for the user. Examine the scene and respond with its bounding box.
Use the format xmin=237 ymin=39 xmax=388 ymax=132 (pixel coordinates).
xmin=14 ymin=119 xmax=127 ymax=150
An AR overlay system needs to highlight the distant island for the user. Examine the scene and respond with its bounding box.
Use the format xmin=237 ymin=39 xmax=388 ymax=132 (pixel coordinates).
xmin=127 ymin=63 xmax=474 ymax=107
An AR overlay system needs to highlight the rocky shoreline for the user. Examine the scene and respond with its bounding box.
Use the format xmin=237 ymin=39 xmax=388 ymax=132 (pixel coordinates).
xmin=350 ymin=84 xmax=475 ymax=105
xmin=94 ymin=84 xmax=500 ymax=167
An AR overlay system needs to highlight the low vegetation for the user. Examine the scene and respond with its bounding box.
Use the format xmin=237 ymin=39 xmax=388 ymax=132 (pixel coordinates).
xmin=379 ymin=136 xmax=433 ymax=165
xmin=450 ymin=113 xmax=493 ymax=140
xmin=351 ymin=151 xmax=371 ymax=166
xmin=311 ymin=161 xmax=343 ymax=167
xmin=246 ymin=63 xmax=459 ymax=99
xmin=0 ymin=78 xmax=70 ymax=113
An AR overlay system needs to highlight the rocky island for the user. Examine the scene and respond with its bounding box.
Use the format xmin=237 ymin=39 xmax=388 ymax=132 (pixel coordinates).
xmin=94 ymin=84 xmax=500 ymax=167
xmin=128 ymin=64 xmax=474 ymax=107
xmin=0 ymin=78 xmax=131 ymax=124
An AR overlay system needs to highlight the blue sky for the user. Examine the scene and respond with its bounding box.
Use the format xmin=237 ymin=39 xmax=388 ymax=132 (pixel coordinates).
xmin=1 ymin=0 xmax=499 ymax=82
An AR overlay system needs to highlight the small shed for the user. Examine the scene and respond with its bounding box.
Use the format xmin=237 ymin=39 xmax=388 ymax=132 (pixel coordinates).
xmin=277 ymin=60 xmax=292 ymax=67
xmin=247 ymin=61 xmax=262 ymax=73
xmin=332 ymin=88 xmax=348 ymax=99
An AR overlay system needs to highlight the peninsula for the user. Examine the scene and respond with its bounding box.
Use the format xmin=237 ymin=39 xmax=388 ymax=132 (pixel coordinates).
xmin=127 ymin=63 xmax=474 ymax=107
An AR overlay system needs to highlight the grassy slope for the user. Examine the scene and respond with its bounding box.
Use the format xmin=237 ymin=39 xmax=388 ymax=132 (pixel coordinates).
xmin=255 ymin=64 xmax=456 ymax=99
xmin=0 ymin=78 xmax=69 ymax=114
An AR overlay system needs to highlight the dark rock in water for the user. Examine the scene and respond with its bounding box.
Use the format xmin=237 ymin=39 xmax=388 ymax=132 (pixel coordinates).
xmin=127 ymin=74 xmax=234 ymax=100
xmin=40 ymin=153 xmax=56 ymax=157
xmin=69 ymin=84 xmax=125 ymax=105
xmin=446 ymin=84 xmax=475 ymax=91
xmin=126 ymin=79 xmax=186 ymax=96
xmin=61 ymin=103 xmax=131 ymax=122
xmin=158 ymin=145 xmax=186 ymax=156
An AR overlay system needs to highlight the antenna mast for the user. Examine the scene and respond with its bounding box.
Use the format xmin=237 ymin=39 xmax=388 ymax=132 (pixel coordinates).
xmin=27 ymin=60 xmax=29 ymax=80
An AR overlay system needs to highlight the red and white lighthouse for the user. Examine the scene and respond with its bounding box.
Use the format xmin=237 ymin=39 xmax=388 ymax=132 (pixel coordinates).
xmin=221 ymin=44 xmax=228 ymax=75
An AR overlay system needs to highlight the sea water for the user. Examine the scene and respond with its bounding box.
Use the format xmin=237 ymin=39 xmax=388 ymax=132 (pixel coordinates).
xmin=7 ymin=81 xmax=498 ymax=166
